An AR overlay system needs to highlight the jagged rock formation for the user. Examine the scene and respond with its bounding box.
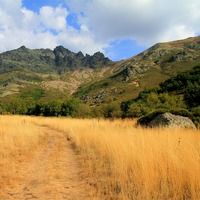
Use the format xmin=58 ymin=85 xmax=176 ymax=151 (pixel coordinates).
xmin=54 ymin=46 xmax=111 ymax=72
xmin=0 ymin=45 xmax=111 ymax=74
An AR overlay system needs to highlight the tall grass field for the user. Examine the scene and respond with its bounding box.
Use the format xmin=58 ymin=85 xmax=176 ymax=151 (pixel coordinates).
xmin=0 ymin=116 xmax=200 ymax=199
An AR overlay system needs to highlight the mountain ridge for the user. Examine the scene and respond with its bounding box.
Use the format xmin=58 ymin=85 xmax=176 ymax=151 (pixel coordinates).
xmin=0 ymin=45 xmax=112 ymax=74
xmin=0 ymin=36 xmax=200 ymax=107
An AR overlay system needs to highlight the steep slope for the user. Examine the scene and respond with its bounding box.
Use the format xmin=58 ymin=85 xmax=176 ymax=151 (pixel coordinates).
xmin=122 ymin=66 xmax=200 ymax=118
xmin=76 ymin=36 xmax=200 ymax=104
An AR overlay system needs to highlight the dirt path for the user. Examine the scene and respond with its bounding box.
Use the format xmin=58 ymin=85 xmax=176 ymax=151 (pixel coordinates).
xmin=0 ymin=127 xmax=96 ymax=200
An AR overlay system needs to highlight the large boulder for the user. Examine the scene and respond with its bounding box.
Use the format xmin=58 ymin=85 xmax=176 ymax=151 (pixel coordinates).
xmin=138 ymin=112 xmax=196 ymax=128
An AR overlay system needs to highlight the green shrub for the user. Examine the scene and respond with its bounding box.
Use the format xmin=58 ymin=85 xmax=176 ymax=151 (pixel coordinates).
xmin=102 ymin=102 xmax=122 ymax=118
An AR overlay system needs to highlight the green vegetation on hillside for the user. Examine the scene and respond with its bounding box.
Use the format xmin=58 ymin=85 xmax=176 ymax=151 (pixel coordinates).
xmin=121 ymin=66 xmax=200 ymax=126
xmin=0 ymin=96 xmax=91 ymax=117
xmin=0 ymin=66 xmax=199 ymax=125
xmin=76 ymin=36 xmax=200 ymax=104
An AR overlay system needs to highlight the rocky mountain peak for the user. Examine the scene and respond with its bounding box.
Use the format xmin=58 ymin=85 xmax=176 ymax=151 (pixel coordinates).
xmin=53 ymin=46 xmax=111 ymax=70
xmin=18 ymin=46 xmax=28 ymax=51
xmin=53 ymin=46 xmax=75 ymax=57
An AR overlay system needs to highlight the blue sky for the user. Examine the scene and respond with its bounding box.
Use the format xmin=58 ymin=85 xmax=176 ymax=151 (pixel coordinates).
xmin=0 ymin=0 xmax=198 ymax=61
xmin=23 ymin=0 xmax=64 ymax=12
xmin=105 ymin=40 xmax=145 ymax=61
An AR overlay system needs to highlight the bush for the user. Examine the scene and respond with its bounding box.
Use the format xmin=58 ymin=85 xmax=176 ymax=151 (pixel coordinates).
xmin=191 ymin=107 xmax=200 ymax=128
xmin=26 ymin=98 xmax=91 ymax=117
xmin=122 ymin=92 xmax=185 ymax=118
xmin=102 ymin=102 xmax=122 ymax=118
xmin=122 ymin=66 xmax=200 ymax=119
xmin=160 ymin=65 xmax=200 ymax=93
xmin=184 ymin=83 xmax=200 ymax=107
xmin=191 ymin=106 xmax=200 ymax=116
xmin=170 ymin=108 xmax=192 ymax=118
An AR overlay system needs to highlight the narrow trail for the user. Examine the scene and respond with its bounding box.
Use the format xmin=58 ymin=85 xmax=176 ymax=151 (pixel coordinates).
xmin=0 ymin=127 xmax=96 ymax=200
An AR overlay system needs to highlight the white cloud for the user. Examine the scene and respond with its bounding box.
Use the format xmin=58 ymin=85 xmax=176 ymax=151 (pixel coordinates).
xmin=0 ymin=0 xmax=105 ymax=54
xmin=158 ymin=25 xmax=195 ymax=43
xmin=67 ymin=0 xmax=200 ymax=45
xmin=40 ymin=6 xmax=68 ymax=31
xmin=1 ymin=0 xmax=200 ymax=58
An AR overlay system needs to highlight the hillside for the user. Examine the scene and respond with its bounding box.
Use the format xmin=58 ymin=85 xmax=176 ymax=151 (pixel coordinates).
xmin=0 ymin=36 xmax=200 ymax=114
xmin=119 ymin=66 xmax=200 ymax=126
xmin=0 ymin=46 xmax=112 ymax=97
xmin=76 ymin=36 xmax=200 ymax=105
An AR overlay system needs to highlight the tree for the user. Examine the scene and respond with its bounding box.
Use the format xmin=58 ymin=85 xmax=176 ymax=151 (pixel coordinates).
xmin=185 ymin=83 xmax=200 ymax=107
xmin=102 ymin=102 xmax=122 ymax=118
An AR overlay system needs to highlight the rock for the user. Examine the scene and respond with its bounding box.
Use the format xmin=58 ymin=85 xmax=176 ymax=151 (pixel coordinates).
xmin=83 ymin=52 xmax=111 ymax=68
xmin=53 ymin=46 xmax=111 ymax=69
xmin=118 ymin=64 xmax=149 ymax=82
xmin=76 ymin=51 xmax=84 ymax=59
xmin=119 ymin=65 xmax=136 ymax=81
xmin=138 ymin=112 xmax=196 ymax=128
xmin=18 ymin=45 xmax=27 ymax=50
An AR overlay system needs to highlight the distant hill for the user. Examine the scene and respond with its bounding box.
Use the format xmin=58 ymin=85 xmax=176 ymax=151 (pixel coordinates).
xmin=0 ymin=45 xmax=111 ymax=73
xmin=0 ymin=36 xmax=200 ymax=115
xmin=0 ymin=46 xmax=112 ymax=97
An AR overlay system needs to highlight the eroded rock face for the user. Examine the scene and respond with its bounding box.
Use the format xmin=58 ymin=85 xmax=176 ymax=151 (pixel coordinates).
xmin=139 ymin=112 xmax=196 ymax=128
xmin=53 ymin=46 xmax=111 ymax=69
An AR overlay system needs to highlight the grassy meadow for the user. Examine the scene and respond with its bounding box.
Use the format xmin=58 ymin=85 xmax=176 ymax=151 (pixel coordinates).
xmin=0 ymin=116 xmax=46 ymax=192
xmin=1 ymin=115 xmax=200 ymax=199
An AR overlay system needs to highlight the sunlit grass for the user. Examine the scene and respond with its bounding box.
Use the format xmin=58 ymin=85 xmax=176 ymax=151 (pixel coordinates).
xmin=36 ymin=117 xmax=200 ymax=200
xmin=0 ymin=116 xmax=200 ymax=199
xmin=0 ymin=116 xmax=45 ymax=190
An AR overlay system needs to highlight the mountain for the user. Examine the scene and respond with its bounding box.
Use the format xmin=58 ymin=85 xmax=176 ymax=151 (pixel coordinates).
xmin=0 ymin=45 xmax=111 ymax=73
xmin=0 ymin=46 xmax=112 ymax=97
xmin=53 ymin=46 xmax=111 ymax=72
xmin=76 ymin=36 xmax=200 ymax=104
xmin=0 ymin=36 xmax=200 ymax=110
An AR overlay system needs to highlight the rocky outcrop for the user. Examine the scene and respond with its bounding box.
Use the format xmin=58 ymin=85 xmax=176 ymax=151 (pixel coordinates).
xmin=0 ymin=45 xmax=112 ymax=74
xmin=113 ymin=64 xmax=149 ymax=82
xmin=53 ymin=46 xmax=111 ymax=70
xmin=138 ymin=112 xmax=196 ymax=128
xmin=113 ymin=36 xmax=200 ymax=83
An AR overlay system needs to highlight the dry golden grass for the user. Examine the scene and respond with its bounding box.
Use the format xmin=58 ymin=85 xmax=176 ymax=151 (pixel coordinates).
xmin=0 ymin=115 xmax=45 ymax=190
xmin=1 ymin=116 xmax=200 ymax=199
xmin=35 ymin=118 xmax=200 ymax=200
